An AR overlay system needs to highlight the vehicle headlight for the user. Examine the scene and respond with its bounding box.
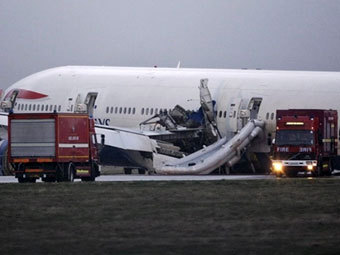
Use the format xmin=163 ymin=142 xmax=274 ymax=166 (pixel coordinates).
xmin=273 ymin=162 xmax=283 ymax=172
xmin=307 ymin=165 xmax=313 ymax=170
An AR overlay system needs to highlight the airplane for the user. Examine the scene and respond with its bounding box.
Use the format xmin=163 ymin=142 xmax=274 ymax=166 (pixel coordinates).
xmin=1 ymin=66 xmax=340 ymax=175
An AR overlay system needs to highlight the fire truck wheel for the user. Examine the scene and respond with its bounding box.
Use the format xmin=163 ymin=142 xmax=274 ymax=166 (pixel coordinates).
xmin=323 ymin=160 xmax=332 ymax=176
xmin=81 ymin=177 xmax=95 ymax=182
xmin=275 ymin=172 xmax=282 ymax=178
xmin=311 ymin=170 xmax=319 ymax=177
xmin=42 ymin=176 xmax=56 ymax=182
xmin=66 ymin=163 xmax=75 ymax=182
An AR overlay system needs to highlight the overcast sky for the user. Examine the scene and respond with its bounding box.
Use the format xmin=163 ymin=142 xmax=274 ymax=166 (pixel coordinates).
xmin=0 ymin=0 xmax=340 ymax=89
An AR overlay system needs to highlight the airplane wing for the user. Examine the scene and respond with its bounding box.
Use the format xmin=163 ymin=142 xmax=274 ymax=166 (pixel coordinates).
xmin=95 ymin=124 xmax=158 ymax=153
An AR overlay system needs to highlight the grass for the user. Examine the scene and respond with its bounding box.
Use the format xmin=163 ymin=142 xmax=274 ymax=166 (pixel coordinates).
xmin=1 ymin=179 xmax=340 ymax=254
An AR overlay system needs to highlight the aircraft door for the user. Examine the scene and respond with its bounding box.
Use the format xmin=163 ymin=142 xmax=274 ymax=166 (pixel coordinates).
xmin=248 ymin=97 xmax=262 ymax=120
xmin=0 ymin=89 xmax=19 ymax=112
xmin=74 ymin=92 xmax=98 ymax=115
xmin=226 ymin=98 xmax=242 ymax=134
xmin=84 ymin=92 xmax=98 ymax=116
xmin=226 ymin=97 xmax=262 ymax=138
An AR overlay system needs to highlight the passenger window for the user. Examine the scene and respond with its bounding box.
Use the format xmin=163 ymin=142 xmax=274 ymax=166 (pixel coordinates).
xmin=41 ymin=105 xmax=44 ymax=111
xmin=219 ymin=111 xmax=222 ymax=118
xmin=17 ymin=103 xmax=20 ymax=110
xmin=159 ymin=109 xmax=163 ymax=114
xmin=37 ymin=105 xmax=40 ymax=111
xmin=155 ymin=108 xmax=158 ymax=114
xmin=106 ymin=107 xmax=109 ymax=113
xmin=49 ymin=105 xmax=53 ymax=111
xmin=150 ymin=108 xmax=154 ymax=115
xmin=128 ymin=107 xmax=131 ymax=114
xmin=115 ymin=107 xmax=118 ymax=114
xmin=271 ymin=113 xmax=275 ymax=120
xmin=25 ymin=104 xmax=28 ymax=111
xmin=266 ymin=113 xmax=269 ymax=120
xmin=141 ymin=108 xmax=145 ymax=115
xmin=58 ymin=105 xmax=61 ymax=112
xmin=132 ymin=108 xmax=136 ymax=114
xmin=29 ymin=104 xmax=32 ymax=111
xmin=119 ymin=107 xmax=122 ymax=114
xmin=224 ymin=111 xmax=227 ymax=118
xmin=33 ymin=104 xmax=36 ymax=111
xmin=110 ymin=107 xmax=113 ymax=114
xmin=146 ymin=108 xmax=149 ymax=115
xmin=124 ymin=107 xmax=127 ymax=114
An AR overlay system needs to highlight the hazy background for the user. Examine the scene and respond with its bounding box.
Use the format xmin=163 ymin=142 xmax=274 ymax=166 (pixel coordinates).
xmin=1 ymin=0 xmax=340 ymax=89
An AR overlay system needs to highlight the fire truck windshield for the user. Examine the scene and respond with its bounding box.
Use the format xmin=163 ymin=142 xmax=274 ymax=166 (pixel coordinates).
xmin=275 ymin=130 xmax=314 ymax=146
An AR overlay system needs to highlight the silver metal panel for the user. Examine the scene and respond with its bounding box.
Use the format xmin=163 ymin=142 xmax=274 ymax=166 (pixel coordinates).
xmin=11 ymin=119 xmax=55 ymax=157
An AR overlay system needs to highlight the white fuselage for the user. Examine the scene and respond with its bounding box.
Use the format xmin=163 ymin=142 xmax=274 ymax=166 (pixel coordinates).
xmin=3 ymin=66 xmax=340 ymax=153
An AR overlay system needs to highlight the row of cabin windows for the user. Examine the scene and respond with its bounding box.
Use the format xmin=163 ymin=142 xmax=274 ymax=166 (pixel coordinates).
xmin=106 ymin=106 xmax=276 ymax=121
xmin=105 ymin=106 xmax=172 ymax=116
xmin=141 ymin=108 xmax=171 ymax=116
xmin=218 ymin=111 xmax=228 ymax=118
xmin=266 ymin=112 xmax=275 ymax=120
xmin=15 ymin=103 xmax=61 ymax=112
xmin=106 ymin=106 xmax=136 ymax=115
xmin=217 ymin=110 xmax=276 ymax=120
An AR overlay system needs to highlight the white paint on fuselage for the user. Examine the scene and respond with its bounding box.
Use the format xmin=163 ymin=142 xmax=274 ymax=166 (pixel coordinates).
xmin=4 ymin=66 xmax=340 ymax=153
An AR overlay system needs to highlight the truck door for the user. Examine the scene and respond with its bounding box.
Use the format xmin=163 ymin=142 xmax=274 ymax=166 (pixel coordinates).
xmin=323 ymin=113 xmax=337 ymax=154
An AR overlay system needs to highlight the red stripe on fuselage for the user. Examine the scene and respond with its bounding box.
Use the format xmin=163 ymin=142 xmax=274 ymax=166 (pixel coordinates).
xmin=4 ymin=89 xmax=48 ymax=100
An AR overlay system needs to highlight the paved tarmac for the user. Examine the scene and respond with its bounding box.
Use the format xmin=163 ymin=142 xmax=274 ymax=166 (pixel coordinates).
xmin=0 ymin=174 xmax=275 ymax=183
xmin=1 ymin=174 xmax=339 ymax=183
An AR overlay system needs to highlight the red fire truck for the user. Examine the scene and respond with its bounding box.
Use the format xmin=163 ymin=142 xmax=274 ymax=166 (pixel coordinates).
xmin=8 ymin=113 xmax=100 ymax=183
xmin=272 ymin=109 xmax=338 ymax=177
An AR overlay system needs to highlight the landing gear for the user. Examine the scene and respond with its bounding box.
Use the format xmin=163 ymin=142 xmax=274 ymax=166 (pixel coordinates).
xmin=18 ymin=177 xmax=36 ymax=183
xmin=138 ymin=168 xmax=146 ymax=175
xmin=18 ymin=177 xmax=27 ymax=183
xmin=124 ymin=168 xmax=132 ymax=175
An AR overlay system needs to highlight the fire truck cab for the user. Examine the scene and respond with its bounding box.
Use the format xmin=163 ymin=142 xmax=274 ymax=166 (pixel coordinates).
xmin=272 ymin=109 xmax=338 ymax=177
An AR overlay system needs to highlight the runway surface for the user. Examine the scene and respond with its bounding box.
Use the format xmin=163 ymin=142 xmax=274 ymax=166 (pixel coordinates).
xmin=0 ymin=174 xmax=274 ymax=183
xmin=1 ymin=174 xmax=340 ymax=183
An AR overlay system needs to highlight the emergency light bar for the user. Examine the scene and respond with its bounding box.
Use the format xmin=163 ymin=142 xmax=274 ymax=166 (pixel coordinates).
xmin=285 ymin=122 xmax=304 ymax=126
